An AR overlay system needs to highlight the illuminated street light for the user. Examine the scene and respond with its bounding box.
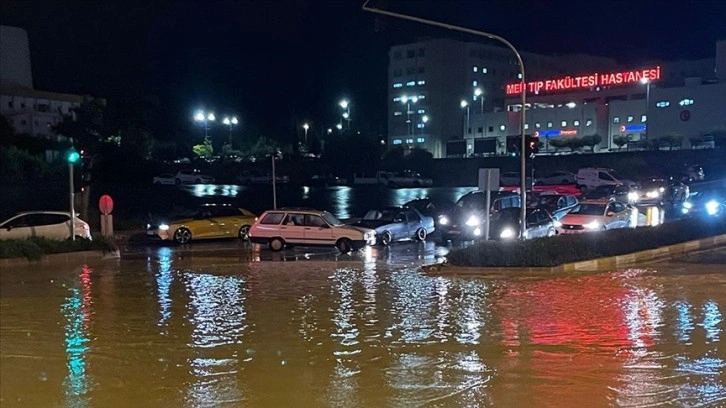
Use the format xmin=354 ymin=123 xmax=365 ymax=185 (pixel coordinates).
xmin=421 ymin=115 xmax=429 ymax=136
xmin=460 ymin=100 xmax=470 ymax=136
xmin=303 ymin=122 xmax=309 ymax=145
xmin=566 ymin=102 xmax=577 ymax=108
xmin=222 ymin=116 xmax=238 ymax=145
xmin=339 ymin=99 xmax=351 ymax=130
xmin=474 ymin=88 xmax=485 ymax=135
xmin=194 ymin=110 xmax=215 ymax=140
xmin=401 ymin=95 xmax=419 ymax=136
xmin=640 ymin=77 xmax=650 ymax=140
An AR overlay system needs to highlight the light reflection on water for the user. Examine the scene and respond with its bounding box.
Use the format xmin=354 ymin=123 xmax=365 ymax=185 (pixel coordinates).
xmin=1 ymin=253 xmax=724 ymax=407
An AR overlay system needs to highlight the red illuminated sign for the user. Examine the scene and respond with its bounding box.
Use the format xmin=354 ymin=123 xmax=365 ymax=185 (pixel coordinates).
xmin=506 ymin=66 xmax=661 ymax=95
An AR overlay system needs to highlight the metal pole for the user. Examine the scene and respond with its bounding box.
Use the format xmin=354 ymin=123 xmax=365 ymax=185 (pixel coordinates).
xmin=68 ymin=138 xmax=76 ymax=241
xmin=466 ymin=106 xmax=470 ymax=136
xmin=362 ymin=1 xmax=527 ymax=239
xmin=271 ymin=154 xmax=277 ymax=209
xmin=485 ymin=188 xmax=491 ymax=240
xmin=645 ymin=82 xmax=650 ymax=140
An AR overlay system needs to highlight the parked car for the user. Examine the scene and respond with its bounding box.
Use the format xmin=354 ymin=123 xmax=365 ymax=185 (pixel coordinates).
xmin=237 ymin=169 xmax=290 ymax=185
xmin=146 ymin=204 xmax=257 ymax=244
xmin=353 ymin=206 xmax=435 ymax=245
xmin=529 ymin=192 xmax=579 ymax=220
xmin=681 ymin=190 xmax=726 ymax=218
xmin=248 ymin=208 xmax=376 ymax=253
xmin=679 ymin=164 xmax=705 ymax=183
xmin=556 ymin=200 xmax=638 ymax=234
xmin=583 ymin=184 xmax=639 ymax=204
xmin=152 ymin=173 xmax=176 ymax=185
xmin=490 ymin=207 xmax=558 ymax=240
xmin=403 ymin=197 xmax=455 ymax=228
xmin=174 ymin=169 xmax=215 ymax=185
xmin=500 ymin=172 xmax=533 ymax=187
xmin=637 ymin=178 xmax=689 ymax=206
xmin=536 ymin=171 xmax=576 ymax=185
xmin=438 ymin=191 xmax=521 ymax=240
xmin=307 ymin=174 xmax=347 ymax=187
xmin=576 ymin=167 xmax=637 ymax=191
xmin=0 ymin=211 xmax=92 ymax=241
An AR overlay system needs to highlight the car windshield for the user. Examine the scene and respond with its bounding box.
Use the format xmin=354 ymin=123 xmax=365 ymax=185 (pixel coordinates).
xmin=363 ymin=209 xmax=397 ymax=221
xmin=321 ymin=212 xmax=343 ymax=226
xmin=456 ymin=194 xmax=485 ymax=209
xmin=641 ymin=181 xmax=665 ymax=189
xmin=571 ymin=204 xmax=606 ymax=215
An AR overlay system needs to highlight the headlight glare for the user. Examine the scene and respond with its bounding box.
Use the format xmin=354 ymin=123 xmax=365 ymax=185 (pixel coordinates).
xmin=706 ymin=200 xmax=719 ymax=216
xmin=439 ymin=216 xmax=449 ymax=225
xmin=159 ymin=224 xmax=170 ymax=231
xmin=465 ymin=215 xmax=480 ymax=226
xmin=584 ymin=221 xmax=601 ymax=230
xmin=500 ymin=228 xmax=515 ymax=239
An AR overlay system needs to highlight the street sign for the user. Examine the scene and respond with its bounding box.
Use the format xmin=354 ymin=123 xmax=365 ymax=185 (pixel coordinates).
xmin=99 ymin=195 xmax=114 ymax=215
xmin=478 ymin=168 xmax=500 ymax=192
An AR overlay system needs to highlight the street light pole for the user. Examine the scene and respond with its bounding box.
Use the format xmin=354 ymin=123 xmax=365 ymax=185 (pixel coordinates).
xmin=362 ymin=1 xmax=528 ymax=240
xmin=339 ymin=100 xmax=351 ymax=130
xmin=421 ymin=115 xmax=429 ymax=136
xmin=641 ymin=78 xmax=650 ymax=141
xmin=460 ymin=100 xmax=470 ymax=137
xmin=303 ymin=123 xmax=309 ymax=146
xmin=475 ymin=88 xmax=485 ymax=136
xmin=223 ymin=116 xmax=238 ymax=146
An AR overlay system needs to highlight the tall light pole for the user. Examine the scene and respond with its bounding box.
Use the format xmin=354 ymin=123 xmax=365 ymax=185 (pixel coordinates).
xmin=401 ymin=95 xmax=418 ymax=136
xmin=640 ymin=77 xmax=650 ymax=141
xmin=302 ymin=122 xmax=309 ymax=145
xmin=421 ymin=115 xmax=429 ymax=136
xmin=222 ymin=116 xmax=238 ymax=145
xmin=66 ymin=140 xmax=80 ymax=241
xmin=474 ymin=87 xmax=485 ymax=136
xmin=194 ymin=110 xmax=216 ymax=141
xmin=460 ymin=100 xmax=470 ymax=137
xmin=362 ymin=1 xmax=528 ymax=240
xmin=339 ymin=99 xmax=351 ymax=130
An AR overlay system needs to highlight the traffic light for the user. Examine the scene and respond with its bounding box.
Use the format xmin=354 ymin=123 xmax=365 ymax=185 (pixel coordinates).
xmin=525 ymin=135 xmax=539 ymax=157
xmin=67 ymin=147 xmax=80 ymax=163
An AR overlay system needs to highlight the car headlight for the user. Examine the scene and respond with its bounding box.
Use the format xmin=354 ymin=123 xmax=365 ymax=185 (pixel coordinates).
xmin=500 ymin=228 xmax=515 ymax=239
xmin=683 ymin=202 xmax=693 ymax=209
xmin=706 ymin=200 xmax=720 ymax=216
xmin=465 ymin=215 xmax=480 ymax=226
xmin=438 ymin=216 xmax=449 ymax=225
xmin=159 ymin=224 xmax=170 ymax=231
xmin=645 ymin=190 xmax=660 ymax=199
xmin=584 ymin=221 xmax=601 ymax=230
xmin=553 ymin=220 xmax=562 ymax=228
xmin=628 ymin=192 xmax=639 ymax=201
xmin=146 ymin=223 xmax=151 ymax=229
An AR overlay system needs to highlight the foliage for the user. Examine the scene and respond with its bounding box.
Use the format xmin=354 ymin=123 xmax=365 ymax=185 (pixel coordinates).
xmin=52 ymin=99 xmax=107 ymax=154
xmin=0 ymin=146 xmax=63 ymax=182
xmin=0 ymin=236 xmax=118 ymax=261
xmin=703 ymin=127 xmax=726 ymax=148
xmin=244 ymin=136 xmax=280 ymax=159
xmin=548 ymin=137 xmax=568 ymax=152
xmin=446 ymin=217 xmax=726 ymax=268
xmin=689 ymin=134 xmax=704 ymax=148
xmin=613 ymin=135 xmax=631 ymax=151
xmin=192 ymin=139 xmax=214 ymax=158
xmin=221 ymin=143 xmax=242 ymax=158
xmin=581 ymin=134 xmax=602 ymax=152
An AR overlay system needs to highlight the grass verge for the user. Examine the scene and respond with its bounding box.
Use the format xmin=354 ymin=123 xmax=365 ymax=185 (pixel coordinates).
xmin=0 ymin=236 xmax=119 ymax=261
xmin=446 ymin=217 xmax=726 ymax=268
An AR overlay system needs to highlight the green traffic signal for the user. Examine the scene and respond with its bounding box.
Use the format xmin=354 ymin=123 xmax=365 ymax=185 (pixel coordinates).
xmin=67 ymin=149 xmax=80 ymax=163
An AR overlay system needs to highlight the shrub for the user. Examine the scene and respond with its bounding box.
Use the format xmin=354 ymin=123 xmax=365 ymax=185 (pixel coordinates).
xmin=446 ymin=217 xmax=726 ymax=267
xmin=0 ymin=236 xmax=118 ymax=261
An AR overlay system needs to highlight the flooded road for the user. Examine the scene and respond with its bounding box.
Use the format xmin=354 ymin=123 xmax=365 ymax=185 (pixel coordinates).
xmin=1 ymin=246 xmax=724 ymax=407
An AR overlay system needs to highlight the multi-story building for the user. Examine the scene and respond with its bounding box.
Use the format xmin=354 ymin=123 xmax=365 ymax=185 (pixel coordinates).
xmin=387 ymin=38 xmax=616 ymax=158
xmin=0 ymin=25 xmax=86 ymax=142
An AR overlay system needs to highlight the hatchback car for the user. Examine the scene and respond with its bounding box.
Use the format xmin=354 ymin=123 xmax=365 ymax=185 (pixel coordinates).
xmin=0 ymin=211 xmax=92 ymax=240
xmin=249 ymin=208 xmax=376 ymax=253
xmin=146 ymin=204 xmax=257 ymax=244
xmin=174 ymin=169 xmax=215 ymax=185
xmin=490 ymin=207 xmax=558 ymax=240
xmin=152 ymin=173 xmax=176 ymax=185
xmin=353 ymin=206 xmax=435 ymax=245
xmin=556 ymin=200 xmax=638 ymax=234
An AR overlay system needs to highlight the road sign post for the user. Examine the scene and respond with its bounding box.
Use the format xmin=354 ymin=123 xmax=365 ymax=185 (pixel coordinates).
xmin=99 ymin=195 xmax=114 ymax=237
xmin=478 ymin=168 xmax=500 ymax=240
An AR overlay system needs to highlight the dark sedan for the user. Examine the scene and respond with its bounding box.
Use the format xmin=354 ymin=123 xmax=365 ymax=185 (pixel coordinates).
xmin=529 ymin=193 xmax=579 ymax=220
xmin=353 ymin=206 xmax=435 ymax=245
xmin=403 ymin=197 xmax=455 ymax=227
xmin=583 ymin=184 xmax=638 ymax=204
xmin=490 ymin=207 xmax=558 ymax=240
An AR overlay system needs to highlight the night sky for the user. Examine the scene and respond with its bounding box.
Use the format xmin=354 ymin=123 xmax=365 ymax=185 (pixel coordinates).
xmin=2 ymin=0 xmax=725 ymax=139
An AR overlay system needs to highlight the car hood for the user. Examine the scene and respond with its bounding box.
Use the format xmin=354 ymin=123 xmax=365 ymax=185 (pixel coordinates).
xmin=337 ymin=224 xmax=374 ymax=234
xmin=559 ymin=214 xmax=604 ymax=225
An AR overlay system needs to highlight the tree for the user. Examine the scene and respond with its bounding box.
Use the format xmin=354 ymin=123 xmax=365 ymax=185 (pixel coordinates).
xmin=581 ymin=134 xmax=602 ymax=152
xmin=52 ymin=99 xmax=107 ymax=154
xmin=192 ymin=139 xmax=214 ymax=158
xmin=548 ymin=137 xmax=568 ymax=152
xmin=613 ymin=135 xmax=630 ymax=151
xmin=564 ymin=137 xmax=585 ymax=152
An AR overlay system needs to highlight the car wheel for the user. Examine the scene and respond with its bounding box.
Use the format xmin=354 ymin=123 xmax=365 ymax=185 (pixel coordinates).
xmin=175 ymin=178 xmax=181 ymax=185
xmin=415 ymin=227 xmax=427 ymax=241
xmin=173 ymin=227 xmax=192 ymax=244
xmin=547 ymin=228 xmax=556 ymax=237
xmin=269 ymin=237 xmax=284 ymax=252
xmin=336 ymin=238 xmax=352 ymax=253
xmin=380 ymin=231 xmax=392 ymax=246
xmin=238 ymin=225 xmax=250 ymax=241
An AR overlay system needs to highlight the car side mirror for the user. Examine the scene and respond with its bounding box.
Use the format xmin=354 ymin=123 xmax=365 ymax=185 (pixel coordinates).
xmin=606 ymin=211 xmax=615 ymax=217
xmin=394 ymin=218 xmax=403 ymax=223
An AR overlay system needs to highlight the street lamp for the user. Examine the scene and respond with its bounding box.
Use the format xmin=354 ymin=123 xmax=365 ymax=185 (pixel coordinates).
xmin=339 ymin=99 xmax=351 ymax=130
xmin=362 ymin=1 xmax=528 ymax=240
xmin=474 ymin=88 xmax=485 ymax=136
xmin=302 ymin=122 xmax=309 ymax=145
xmin=401 ymin=95 xmax=419 ymax=136
xmin=194 ymin=110 xmax=216 ymax=140
xmin=66 ymin=143 xmax=80 ymax=241
xmin=421 ymin=115 xmax=429 ymax=136
xmin=460 ymin=100 xmax=470 ymax=137
xmin=222 ymin=116 xmax=238 ymax=145
xmin=640 ymin=77 xmax=650 ymax=141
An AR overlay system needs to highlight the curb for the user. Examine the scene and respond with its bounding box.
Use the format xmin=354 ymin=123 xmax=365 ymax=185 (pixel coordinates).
xmin=0 ymin=249 xmax=120 ymax=268
xmin=421 ymin=233 xmax=726 ymax=276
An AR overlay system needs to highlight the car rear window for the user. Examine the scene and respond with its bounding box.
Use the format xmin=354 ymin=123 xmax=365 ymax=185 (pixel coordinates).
xmin=259 ymin=212 xmax=285 ymax=225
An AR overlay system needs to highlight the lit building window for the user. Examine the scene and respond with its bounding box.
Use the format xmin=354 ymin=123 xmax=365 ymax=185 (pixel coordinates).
xmin=561 ymin=120 xmax=567 ymax=127
xmin=417 ymin=109 xmax=425 ymax=114
xmin=656 ymin=101 xmax=670 ymax=108
xmin=574 ymin=120 xmax=580 ymax=126
xmin=417 ymin=80 xmax=426 ymax=85
xmin=535 ymin=122 xmax=541 ymax=128
xmin=482 ymin=67 xmax=488 ymax=74
xmin=418 ymin=95 xmax=426 ymax=99
xmin=416 ymin=123 xmax=425 ymax=129
xmin=472 ymin=80 xmax=478 ymax=87
xmin=586 ymin=120 xmax=593 ymax=126
xmin=641 ymin=115 xmax=647 ymax=122
xmin=393 ymin=139 xmax=402 ymax=145
xmin=417 ymin=137 xmax=425 ymax=143
xmin=393 ymin=97 xmax=401 ymax=102
xmin=473 ymin=67 xmax=478 ymax=72
xmin=406 ymin=138 xmax=414 ymax=144
xmin=393 ymin=111 xmax=403 ymax=116
xmin=499 ymin=124 xmax=506 ymax=131
xmin=406 ymin=81 xmax=416 ymax=87
xmin=679 ymin=98 xmax=694 ymax=106
xmin=613 ymin=117 xmax=620 ymax=123
xmin=517 ymin=73 xmax=522 ymax=79
xmin=627 ymin=115 xmax=634 ymax=122
xmin=524 ymin=123 xmax=529 ymax=130
xmin=547 ymin=122 xmax=553 ymax=128
xmin=393 ymin=83 xmax=403 ymax=88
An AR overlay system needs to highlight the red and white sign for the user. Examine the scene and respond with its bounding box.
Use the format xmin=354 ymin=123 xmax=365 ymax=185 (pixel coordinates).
xmin=506 ymin=66 xmax=661 ymax=95
xmin=99 ymin=195 xmax=114 ymax=215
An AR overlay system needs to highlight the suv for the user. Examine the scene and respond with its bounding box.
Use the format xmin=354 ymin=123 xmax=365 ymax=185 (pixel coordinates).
xmin=248 ymin=208 xmax=376 ymax=253
xmin=438 ymin=191 xmax=521 ymax=240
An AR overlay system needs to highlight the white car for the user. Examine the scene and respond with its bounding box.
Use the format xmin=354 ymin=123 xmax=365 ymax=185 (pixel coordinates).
xmin=556 ymin=200 xmax=638 ymax=234
xmin=174 ymin=169 xmax=215 ymax=185
xmin=152 ymin=173 xmax=176 ymax=185
xmin=237 ymin=169 xmax=289 ymax=185
xmin=248 ymin=208 xmax=376 ymax=253
xmin=536 ymin=171 xmax=576 ymax=185
xmin=0 ymin=211 xmax=92 ymax=240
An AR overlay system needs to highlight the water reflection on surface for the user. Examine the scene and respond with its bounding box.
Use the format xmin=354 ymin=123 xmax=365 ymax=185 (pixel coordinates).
xmin=1 ymin=251 xmax=724 ymax=407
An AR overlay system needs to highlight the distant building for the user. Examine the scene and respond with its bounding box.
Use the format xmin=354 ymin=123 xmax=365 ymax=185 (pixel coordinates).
xmin=0 ymin=25 xmax=87 ymax=142
xmin=387 ymin=38 xmax=726 ymax=158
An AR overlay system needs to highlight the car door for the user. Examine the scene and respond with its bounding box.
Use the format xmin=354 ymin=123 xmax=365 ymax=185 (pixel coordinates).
xmin=403 ymin=209 xmax=422 ymax=238
xmin=39 ymin=213 xmax=73 ymax=240
xmin=304 ymin=214 xmax=334 ymax=244
xmin=209 ymin=207 xmax=239 ymax=238
xmin=0 ymin=214 xmax=33 ymax=240
xmin=525 ymin=211 xmax=541 ymax=238
xmin=280 ymin=213 xmax=306 ymax=243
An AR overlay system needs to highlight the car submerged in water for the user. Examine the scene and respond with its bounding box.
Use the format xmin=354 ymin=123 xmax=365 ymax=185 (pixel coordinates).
xmin=556 ymin=200 xmax=638 ymax=234
xmin=146 ymin=203 xmax=257 ymax=244
xmin=353 ymin=206 xmax=435 ymax=245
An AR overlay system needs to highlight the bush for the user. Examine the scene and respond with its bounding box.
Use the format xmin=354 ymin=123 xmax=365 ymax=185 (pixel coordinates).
xmin=0 ymin=236 xmax=118 ymax=261
xmin=446 ymin=217 xmax=726 ymax=267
